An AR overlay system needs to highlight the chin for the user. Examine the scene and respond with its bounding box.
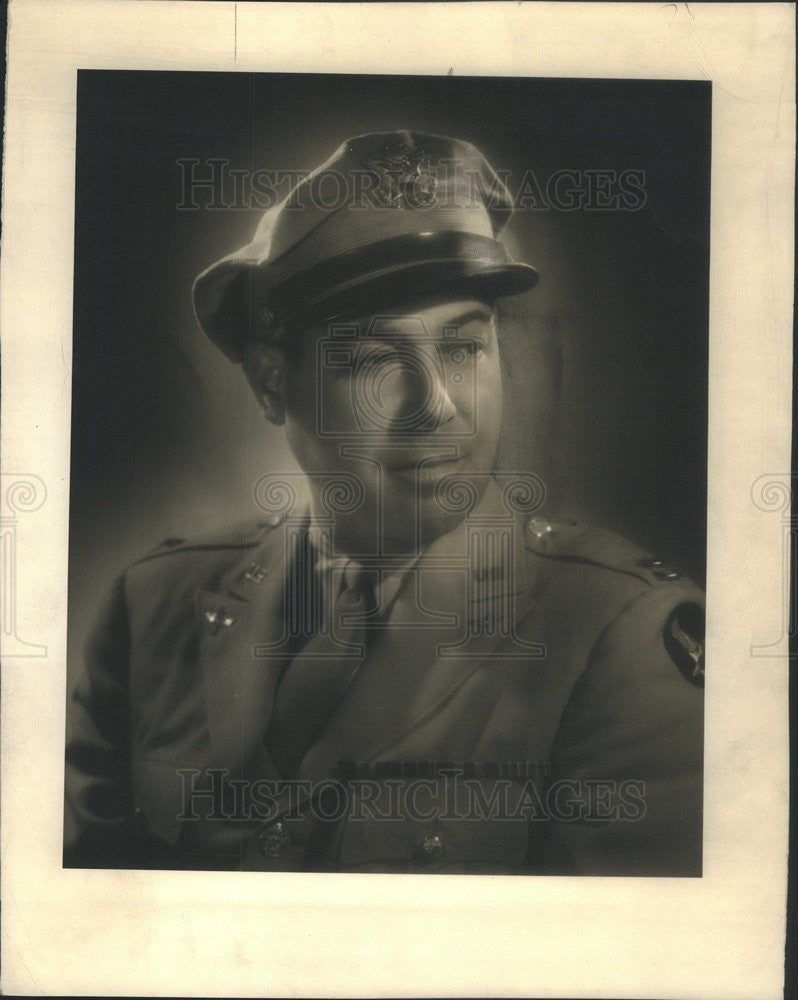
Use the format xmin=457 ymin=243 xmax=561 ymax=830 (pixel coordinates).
xmin=379 ymin=491 xmax=473 ymax=553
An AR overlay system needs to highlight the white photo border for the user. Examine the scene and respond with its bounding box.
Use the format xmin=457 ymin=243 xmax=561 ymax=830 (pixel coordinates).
xmin=1 ymin=2 xmax=793 ymax=997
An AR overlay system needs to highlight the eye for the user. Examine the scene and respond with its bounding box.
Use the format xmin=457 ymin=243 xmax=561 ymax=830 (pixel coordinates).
xmin=443 ymin=340 xmax=482 ymax=362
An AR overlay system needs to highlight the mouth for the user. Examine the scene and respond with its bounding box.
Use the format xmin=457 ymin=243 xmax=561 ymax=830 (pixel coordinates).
xmin=387 ymin=453 xmax=468 ymax=485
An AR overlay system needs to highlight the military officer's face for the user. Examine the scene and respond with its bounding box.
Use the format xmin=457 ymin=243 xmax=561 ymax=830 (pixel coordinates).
xmin=277 ymin=291 xmax=503 ymax=554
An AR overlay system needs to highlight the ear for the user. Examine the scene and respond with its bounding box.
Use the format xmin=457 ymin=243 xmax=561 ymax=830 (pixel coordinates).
xmin=246 ymin=342 xmax=288 ymax=425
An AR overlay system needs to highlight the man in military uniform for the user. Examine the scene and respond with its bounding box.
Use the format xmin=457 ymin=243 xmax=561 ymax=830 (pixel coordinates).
xmin=64 ymin=131 xmax=704 ymax=875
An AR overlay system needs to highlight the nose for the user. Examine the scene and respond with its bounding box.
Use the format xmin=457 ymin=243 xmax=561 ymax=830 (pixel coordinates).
xmin=421 ymin=366 xmax=457 ymax=428
xmin=403 ymin=350 xmax=456 ymax=431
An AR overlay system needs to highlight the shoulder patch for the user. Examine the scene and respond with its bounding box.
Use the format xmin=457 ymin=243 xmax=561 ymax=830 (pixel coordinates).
xmin=663 ymin=602 xmax=705 ymax=687
xmin=525 ymin=515 xmax=687 ymax=588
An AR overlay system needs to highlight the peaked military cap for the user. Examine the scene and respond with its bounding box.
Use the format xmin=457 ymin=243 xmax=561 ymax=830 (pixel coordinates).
xmin=193 ymin=130 xmax=539 ymax=362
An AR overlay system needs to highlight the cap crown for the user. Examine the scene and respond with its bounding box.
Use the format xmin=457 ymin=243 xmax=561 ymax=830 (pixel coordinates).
xmin=193 ymin=130 xmax=537 ymax=361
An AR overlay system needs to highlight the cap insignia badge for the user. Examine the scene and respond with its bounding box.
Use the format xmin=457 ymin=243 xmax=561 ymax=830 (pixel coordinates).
xmin=363 ymin=142 xmax=438 ymax=209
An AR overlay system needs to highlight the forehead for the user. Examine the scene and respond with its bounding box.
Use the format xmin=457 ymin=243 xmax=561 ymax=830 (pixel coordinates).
xmin=300 ymin=294 xmax=496 ymax=346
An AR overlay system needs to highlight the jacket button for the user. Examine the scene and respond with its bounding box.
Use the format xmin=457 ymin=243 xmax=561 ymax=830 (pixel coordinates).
xmin=257 ymin=820 xmax=292 ymax=858
xmin=421 ymin=834 xmax=444 ymax=861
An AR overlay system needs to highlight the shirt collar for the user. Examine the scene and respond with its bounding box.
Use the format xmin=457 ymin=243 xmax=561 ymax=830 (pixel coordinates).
xmin=307 ymin=518 xmax=422 ymax=616
xmin=306 ymin=475 xmax=528 ymax=617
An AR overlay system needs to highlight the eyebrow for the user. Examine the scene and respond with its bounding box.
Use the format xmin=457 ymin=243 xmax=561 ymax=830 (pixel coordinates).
xmin=442 ymin=307 xmax=494 ymax=329
xmin=366 ymin=306 xmax=494 ymax=340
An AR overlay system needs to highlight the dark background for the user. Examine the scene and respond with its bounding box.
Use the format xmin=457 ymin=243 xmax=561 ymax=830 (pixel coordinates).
xmin=68 ymin=71 xmax=710 ymax=670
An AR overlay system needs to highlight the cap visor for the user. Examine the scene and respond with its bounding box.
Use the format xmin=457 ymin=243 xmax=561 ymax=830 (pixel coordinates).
xmin=280 ymin=257 xmax=539 ymax=331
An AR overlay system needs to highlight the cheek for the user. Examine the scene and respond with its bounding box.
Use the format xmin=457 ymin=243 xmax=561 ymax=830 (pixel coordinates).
xmin=282 ymin=364 xmax=320 ymax=466
xmin=470 ymin=356 xmax=504 ymax=434
xmin=283 ymin=365 xmax=314 ymax=425
xmin=283 ymin=368 xmax=361 ymax=471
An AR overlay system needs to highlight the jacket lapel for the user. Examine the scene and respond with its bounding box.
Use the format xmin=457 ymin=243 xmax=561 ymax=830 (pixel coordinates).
xmin=197 ymin=517 xmax=305 ymax=775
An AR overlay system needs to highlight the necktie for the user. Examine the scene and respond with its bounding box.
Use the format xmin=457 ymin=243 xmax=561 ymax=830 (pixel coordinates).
xmin=268 ymin=559 xmax=378 ymax=777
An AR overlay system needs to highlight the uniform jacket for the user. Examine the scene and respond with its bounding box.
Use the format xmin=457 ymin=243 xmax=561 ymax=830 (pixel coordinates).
xmin=64 ymin=482 xmax=704 ymax=876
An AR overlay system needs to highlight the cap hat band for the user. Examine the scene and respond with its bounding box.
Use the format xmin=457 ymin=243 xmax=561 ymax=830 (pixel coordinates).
xmin=260 ymin=230 xmax=536 ymax=332
xmin=261 ymin=201 xmax=495 ymax=295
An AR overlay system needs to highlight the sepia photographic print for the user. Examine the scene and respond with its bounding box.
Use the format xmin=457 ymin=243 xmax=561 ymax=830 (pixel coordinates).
xmin=64 ymin=71 xmax=709 ymax=876
xmin=2 ymin=4 xmax=792 ymax=998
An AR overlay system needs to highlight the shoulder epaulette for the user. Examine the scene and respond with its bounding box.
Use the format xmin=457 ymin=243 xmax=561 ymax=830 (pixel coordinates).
xmin=524 ymin=515 xmax=686 ymax=588
xmin=134 ymin=513 xmax=286 ymax=565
